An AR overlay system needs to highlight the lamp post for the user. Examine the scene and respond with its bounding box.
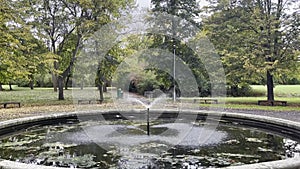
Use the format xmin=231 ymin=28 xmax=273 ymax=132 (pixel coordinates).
xmin=147 ymin=108 xmax=150 ymax=136
xmin=173 ymin=44 xmax=176 ymax=102
xmin=171 ymin=0 xmax=176 ymax=103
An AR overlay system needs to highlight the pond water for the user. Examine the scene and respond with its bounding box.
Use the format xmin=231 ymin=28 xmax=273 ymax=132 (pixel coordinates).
xmin=0 ymin=119 xmax=299 ymax=168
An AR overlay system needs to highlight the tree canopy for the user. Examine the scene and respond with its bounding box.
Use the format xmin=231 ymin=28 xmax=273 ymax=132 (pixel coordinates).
xmin=0 ymin=0 xmax=47 ymax=90
xmin=146 ymin=0 xmax=210 ymax=96
xmin=1 ymin=0 xmax=300 ymax=102
xmin=204 ymin=0 xmax=300 ymax=98
xmin=12 ymin=0 xmax=132 ymax=99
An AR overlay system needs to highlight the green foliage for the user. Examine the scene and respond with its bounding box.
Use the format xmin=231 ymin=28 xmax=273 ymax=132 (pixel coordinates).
xmin=151 ymin=0 xmax=201 ymax=27
xmin=112 ymin=48 xmax=163 ymax=95
xmin=148 ymin=0 xmax=208 ymax=96
xmin=0 ymin=1 xmax=20 ymax=84
xmin=0 ymin=0 xmax=47 ymax=86
xmin=204 ymin=0 xmax=300 ymax=98
xmin=135 ymin=71 xmax=161 ymax=95
xmin=227 ymin=83 xmax=255 ymax=97
xmin=11 ymin=0 xmax=133 ymax=99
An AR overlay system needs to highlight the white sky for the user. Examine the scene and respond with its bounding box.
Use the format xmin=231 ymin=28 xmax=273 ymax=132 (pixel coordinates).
xmin=136 ymin=0 xmax=208 ymax=9
xmin=135 ymin=0 xmax=208 ymax=23
xmin=136 ymin=0 xmax=151 ymax=9
xmin=136 ymin=0 xmax=298 ymax=11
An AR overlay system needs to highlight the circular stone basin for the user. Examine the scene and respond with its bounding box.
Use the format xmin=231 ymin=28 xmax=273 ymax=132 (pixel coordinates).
xmin=0 ymin=110 xmax=299 ymax=169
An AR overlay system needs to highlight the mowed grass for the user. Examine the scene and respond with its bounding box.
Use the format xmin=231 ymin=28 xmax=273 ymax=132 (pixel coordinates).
xmin=200 ymin=102 xmax=300 ymax=112
xmin=0 ymin=86 xmax=71 ymax=106
xmin=251 ymin=85 xmax=300 ymax=97
xmin=0 ymin=86 xmax=112 ymax=106
xmin=0 ymin=85 xmax=300 ymax=112
xmin=220 ymin=85 xmax=300 ymax=111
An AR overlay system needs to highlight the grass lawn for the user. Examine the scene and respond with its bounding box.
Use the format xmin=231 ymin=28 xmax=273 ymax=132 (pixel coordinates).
xmin=222 ymin=85 xmax=300 ymax=111
xmin=0 ymin=85 xmax=300 ymax=112
xmin=251 ymin=85 xmax=300 ymax=97
xmin=200 ymin=102 xmax=300 ymax=112
xmin=225 ymin=97 xmax=300 ymax=105
xmin=0 ymin=86 xmax=112 ymax=106
xmin=0 ymin=86 xmax=73 ymax=106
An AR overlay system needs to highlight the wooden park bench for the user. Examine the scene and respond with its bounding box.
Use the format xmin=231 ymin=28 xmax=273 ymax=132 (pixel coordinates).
xmin=77 ymin=99 xmax=102 ymax=104
xmin=193 ymin=98 xmax=218 ymax=104
xmin=258 ymin=100 xmax=287 ymax=106
xmin=0 ymin=102 xmax=21 ymax=108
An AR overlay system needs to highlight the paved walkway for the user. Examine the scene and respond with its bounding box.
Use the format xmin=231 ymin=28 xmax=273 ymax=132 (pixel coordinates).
xmin=223 ymin=108 xmax=300 ymax=123
xmin=1 ymin=102 xmax=299 ymax=123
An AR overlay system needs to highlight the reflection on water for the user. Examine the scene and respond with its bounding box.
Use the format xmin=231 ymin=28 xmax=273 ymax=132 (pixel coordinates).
xmin=0 ymin=119 xmax=299 ymax=168
xmin=65 ymin=122 xmax=227 ymax=147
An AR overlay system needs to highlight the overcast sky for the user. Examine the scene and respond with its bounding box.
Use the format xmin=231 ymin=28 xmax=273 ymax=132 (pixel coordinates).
xmin=136 ymin=0 xmax=151 ymax=9
xmin=136 ymin=0 xmax=298 ymax=11
xmin=136 ymin=0 xmax=209 ymax=9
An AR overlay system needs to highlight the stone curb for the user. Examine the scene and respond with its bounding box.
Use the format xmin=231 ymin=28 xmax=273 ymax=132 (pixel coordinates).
xmin=0 ymin=159 xmax=70 ymax=169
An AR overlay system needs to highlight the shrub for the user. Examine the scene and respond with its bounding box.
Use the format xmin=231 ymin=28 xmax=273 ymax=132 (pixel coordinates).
xmin=227 ymin=84 xmax=265 ymax=97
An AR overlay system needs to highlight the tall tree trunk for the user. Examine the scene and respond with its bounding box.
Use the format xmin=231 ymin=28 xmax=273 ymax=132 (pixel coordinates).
xmin=52 ymin=73 xmax=58 ymax=92
xmin=56 ymin=34 xmax=81 ymax=100
xmin=80 ymin=80 xmax=83 ymax=90
xmin=230 ymin=85 xmax=238 ymax=97
xmin=103 ymin=81 xmax=107 ymax=92
xmin=267 ymin=70 xmax=274 ymax=101
xmin=98 ymin=84 xmax=104 ymax=103
xmin=65 ymin=74 xmax=70 ymax=90
xmin=29 ymin=81 xmax=34 ymax=90
xmin=0 ymin=84 xmax=2 ymax=91
xmin=58 ymin=76 xmax=64 ymax=100
xmin=29 ymin=75 xmax=34 ymax=90
xmin=9 ymin=84 xmax=12 ymax=91
xmin=265 ymin=0 xmax=275 ymax=102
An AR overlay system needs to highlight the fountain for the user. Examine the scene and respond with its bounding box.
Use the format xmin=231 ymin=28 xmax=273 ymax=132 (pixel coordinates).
xmin=1 ymin=11 xmax=299 ymax=168
xmin=0 ymin=109 xmax=300 ymax=169
xmin=119 ymin=93 xmax=169 ymax=136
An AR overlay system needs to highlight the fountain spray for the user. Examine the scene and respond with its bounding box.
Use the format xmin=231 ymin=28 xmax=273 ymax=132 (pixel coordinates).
xmin=124 ymin=94 xmax=166 ymax=136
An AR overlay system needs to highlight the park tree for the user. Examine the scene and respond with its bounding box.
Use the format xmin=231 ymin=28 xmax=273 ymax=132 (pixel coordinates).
xmin=20 ymin=34 xmax=48 ymax=90
xmin=83 ymin=33 xmax=153 ymax=101
xmin=1 ymin=0 xmax=13 ymax=90
xmin=0 ymin=0 xmax=18 ymax=90
xmin=14 ymin=0 xmax=131 ymax=100
xmin=148 ymin=0 xmax=210 ymax=96
xmin=94 ymin=45 xmax=125 ymax=102
xmin=203 ymin=1 xmax=258 ymax=96
xmin=0 ymin=0 xmax=44 ymax=91
xmin=110 ymin=34 xmax=161 ymax=95
xmin=204 ymin=0 xmax=300 ymax=100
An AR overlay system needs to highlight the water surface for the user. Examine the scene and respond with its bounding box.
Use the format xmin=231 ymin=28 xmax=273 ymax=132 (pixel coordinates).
xmin=0 ymin=119 xmax=299 ymax=168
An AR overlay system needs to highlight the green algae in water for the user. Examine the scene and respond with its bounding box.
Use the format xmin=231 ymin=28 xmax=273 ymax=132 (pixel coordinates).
xmin=0 ymin=120 xmax=299 ymax=168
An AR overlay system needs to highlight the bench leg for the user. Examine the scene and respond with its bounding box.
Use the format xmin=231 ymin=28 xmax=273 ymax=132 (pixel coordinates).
xmin=4 ymin=104 xmax=7 ymax=108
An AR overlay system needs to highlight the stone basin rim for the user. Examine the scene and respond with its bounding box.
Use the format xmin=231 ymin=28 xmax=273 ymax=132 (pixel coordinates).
xmin=0 ymin=109 xmax=299 ymax=169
